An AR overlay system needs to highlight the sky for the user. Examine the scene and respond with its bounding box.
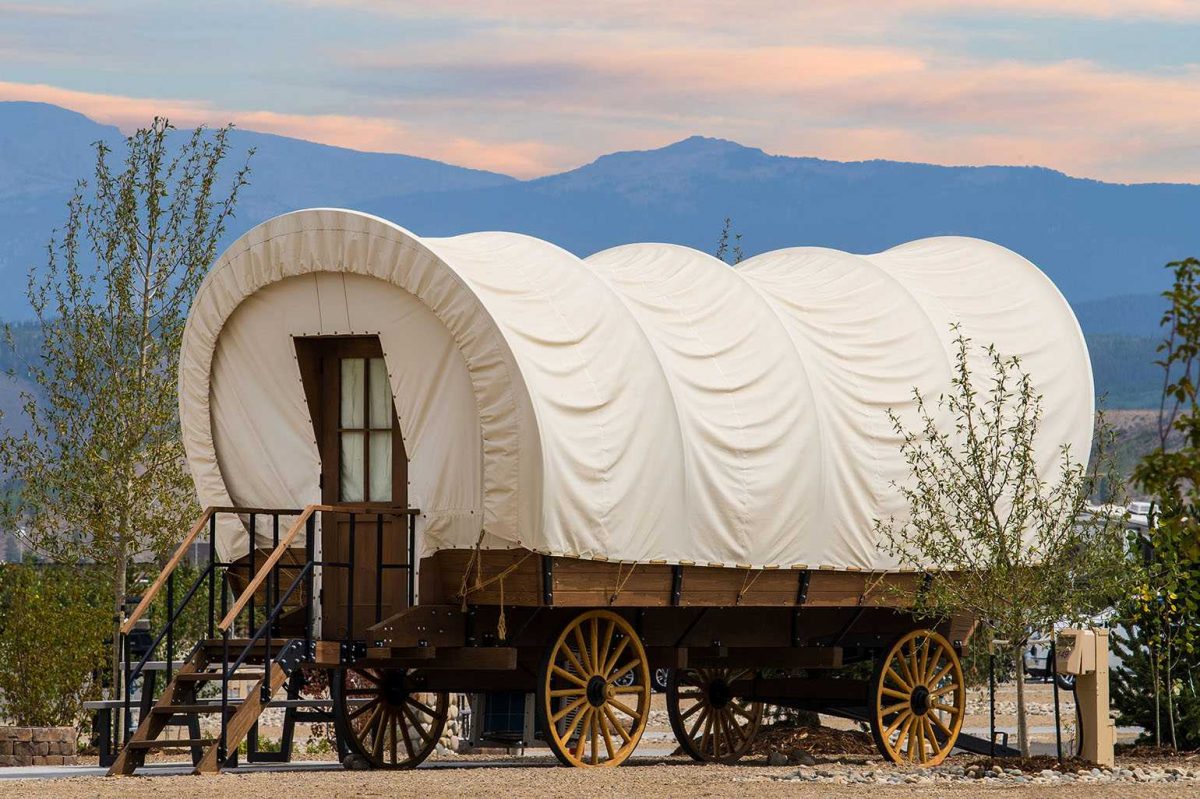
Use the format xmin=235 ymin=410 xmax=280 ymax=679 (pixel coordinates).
xmin=1 ymin=1 xmax=1199 ymax=182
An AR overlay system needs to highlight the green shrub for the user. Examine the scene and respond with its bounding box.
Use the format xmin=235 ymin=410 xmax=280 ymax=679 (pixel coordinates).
xmin=0 ymin=563 xmax=108 ymax=726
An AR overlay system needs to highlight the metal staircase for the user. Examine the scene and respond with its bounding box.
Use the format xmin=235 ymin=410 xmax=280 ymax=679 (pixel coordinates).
xmin=109 ymin=638 xmax=306 ymax=775
xmin=106 ymin=506 xmax=318 ymax=776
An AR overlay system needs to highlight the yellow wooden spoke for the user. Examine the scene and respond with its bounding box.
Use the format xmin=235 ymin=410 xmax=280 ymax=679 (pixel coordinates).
xmin=372 ymin=708 xmax=389 ymax=759
xmin=407 ymin=696 xmax=444 ymax=721
xmin=930 ymin=711 xmax=954 ymax=738
xmin=894 ymin=645 xmax=917 ymax=687
xmin=590 ymin=710 xmax=600 ymax=765
xmin=402 ymin=703 xmax=435 ymax=746
xmin=349 ymin=697 xmax=379 ymax=720
xmin=602 ymin=636 xmax=631 ymax=678
xmin=552 ymin=664 xmax=588 ymax=688
xmin=902 ymin=710 xmax=912 ymax=763
xmin=611 ymin=685 xmax=643 ymax=694
xmin=599 ymin=709 xmax=616 ymax=760
xmin=930 ymin=683 xmax=959 ymax=699
xmin=573 ymin=626 xmax=593 ymax=674
xmin=923 ymin=716 xmax=941 ymax=749
xmin=699 ymin=709 xmax=714 ymax=754
xmin=608 ymin=696 xmax=640 ymax=719
xmin=881 ymin=700 xmax=911 ymax=717
xmin=881 ymin=686 xmax=910 ymax=701
xmin=908 ymin=641 xmax=923 ymax=686
xmin=678 ymin=698 xmax=706 ymax=722
xmin=914 ymin=714 xmax=925 ymax=762
xmin=553 ymin=695 xmax=590 ymax=724
xmin=551 ymin=686 xmax=587 ymax=698
xmin=928 ymin=660 xmax=955 ymax=688
xmin=388 ymin=711 xmax=398 ymax=764
xmin=916 ymin=639 xmax=931 ymax=687
xmin=723 ymin=709 xmax=745 ymax=743
xmin=589 ymin=617 xmax=600 ymax=678
xmin=600 ymin=618 xmax=615 ymax=668
xmin=608 ymin=659 xmax=642 ymax=685
xmin=885 ymin=666 xmax=912 ymax=693
xmin=398 ymin=706 xmax=417 ymax=759
xmin=604 ymin=704 xmax=632 ymax=743
xmin=885 ymin=708 xmax=913 ymax=739
xmin=924 ymin=649 xmax=945 ymax=684
xmin=562 ymin=704 xmax=590 ymax=744
xmin=559 ymin=646 xmax=590 ymax=682
xmin=932 ymin=700 xmax=961 ymax=714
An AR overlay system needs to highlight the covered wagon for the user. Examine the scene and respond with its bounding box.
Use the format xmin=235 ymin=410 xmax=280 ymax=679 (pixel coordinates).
xmin=110 ymin=208 xmax=1092 ymax=774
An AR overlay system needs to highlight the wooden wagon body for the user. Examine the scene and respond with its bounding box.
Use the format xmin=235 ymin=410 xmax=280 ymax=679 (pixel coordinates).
xmin=106 ymin=209 xmax=1090 ymax=774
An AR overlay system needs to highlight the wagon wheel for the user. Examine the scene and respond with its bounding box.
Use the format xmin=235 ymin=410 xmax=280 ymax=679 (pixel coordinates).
xmin=539 ymin=609 xmax=651 ymax=767
xmin=869 ymin=630 xmax=965 ymax=766
xmin=331 ymin=666 xmax=448 ymax=769
xmin=667 ymin=668 xmax=763 ymax=763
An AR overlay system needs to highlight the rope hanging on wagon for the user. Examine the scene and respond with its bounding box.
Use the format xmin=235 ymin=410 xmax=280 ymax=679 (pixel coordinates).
xmin=455 ymin=526 xmax=534 ymax=631
xmin=609 ymin=562 xmax=638 ymax=605
xmin=497 ymin=576 xmax=506 ymax=641
xmin=736 ymin=568 xmax=764 ymax=605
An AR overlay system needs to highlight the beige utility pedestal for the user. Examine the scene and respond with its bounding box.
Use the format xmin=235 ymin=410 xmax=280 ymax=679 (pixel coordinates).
xmin=1055 ymin=627 xmax=1115 ymax=767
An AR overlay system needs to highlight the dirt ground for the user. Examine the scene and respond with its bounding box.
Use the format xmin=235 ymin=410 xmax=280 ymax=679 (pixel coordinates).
xmin=2 ymin=679 xmax=1178 ymax=798
xmin=5 ymin=760 xmax=1200 ymax=799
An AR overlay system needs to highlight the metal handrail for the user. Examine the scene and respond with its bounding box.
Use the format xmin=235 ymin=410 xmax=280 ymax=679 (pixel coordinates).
xmin=217 ymin=505 xmax=319 ymax=631
xmin=217 ymin=504 xmax=417 ymax=631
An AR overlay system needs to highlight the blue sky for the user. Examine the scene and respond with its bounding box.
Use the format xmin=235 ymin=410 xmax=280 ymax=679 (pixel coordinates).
xmin=1 ymin=1 xmax=1198 ymax=181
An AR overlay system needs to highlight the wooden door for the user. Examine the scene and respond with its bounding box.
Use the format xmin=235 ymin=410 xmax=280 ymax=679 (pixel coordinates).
xmin=294 ymin=336 xmax=409 ymax=641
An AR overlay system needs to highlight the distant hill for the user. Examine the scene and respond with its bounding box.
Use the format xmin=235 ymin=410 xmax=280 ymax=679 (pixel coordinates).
xmin=2 ymin=101 xmax=1198 ymax=410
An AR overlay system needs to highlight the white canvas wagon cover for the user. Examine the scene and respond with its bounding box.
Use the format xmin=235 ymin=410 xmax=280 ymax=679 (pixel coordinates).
xmin=180 ymin=209 xmax=1093 ymax=570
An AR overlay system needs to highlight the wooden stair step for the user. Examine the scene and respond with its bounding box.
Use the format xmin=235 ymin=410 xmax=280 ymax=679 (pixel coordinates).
xmin=127 ymin=737 xmax=215 ymax=749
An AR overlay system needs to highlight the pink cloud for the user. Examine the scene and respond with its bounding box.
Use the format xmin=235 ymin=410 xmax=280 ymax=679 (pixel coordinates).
xmin=0 ymin=81 xmax=561 ymax=177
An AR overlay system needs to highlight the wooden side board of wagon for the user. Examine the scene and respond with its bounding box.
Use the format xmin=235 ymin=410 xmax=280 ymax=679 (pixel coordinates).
xmin=323 ymin=549 xmax=974 ymax=769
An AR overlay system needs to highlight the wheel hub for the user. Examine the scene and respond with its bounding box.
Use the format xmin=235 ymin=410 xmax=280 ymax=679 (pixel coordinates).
xmin=707 ymin=678 xmax=732 ymax=709
xmin=910 ymin=685 xmax=931 ymax=716
xmin=586 ymin=675 xmax=609 ymax=707
xmin=381 ymin=671 xmax=409 ymax=706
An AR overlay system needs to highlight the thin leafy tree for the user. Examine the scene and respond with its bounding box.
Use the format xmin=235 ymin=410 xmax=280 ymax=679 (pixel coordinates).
xmin=875 ymin=329 xmax=1131 ymax=756
xmin=0 ymin=118 xmax=252 ymax=693
xmin=715 ymin=217 xmax=744 ymax=265
xmin=1125 ymin=257 xmax=1200 ymax=750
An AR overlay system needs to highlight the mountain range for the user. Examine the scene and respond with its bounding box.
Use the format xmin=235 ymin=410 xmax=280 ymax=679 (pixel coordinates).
xmin=2 ymin=100 xmax=1198 ymax=408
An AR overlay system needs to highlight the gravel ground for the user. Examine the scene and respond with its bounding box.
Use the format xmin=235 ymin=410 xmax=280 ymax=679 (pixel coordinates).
xmin=4 ymin=759 xmax=1200 ymax=799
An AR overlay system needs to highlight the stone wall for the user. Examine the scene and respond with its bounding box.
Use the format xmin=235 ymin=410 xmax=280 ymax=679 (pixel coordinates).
xmin=0 ymin=727 xmax=78 ymax=766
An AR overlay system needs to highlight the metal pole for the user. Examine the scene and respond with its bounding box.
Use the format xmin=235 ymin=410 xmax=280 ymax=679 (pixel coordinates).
xmin=408 ymin=514 xmax=416 ymax=607
xmin=248 ymin=513 xmax=257 ymax=633
xmin=1051 ymin=640 xmax=1064 ymax=764
xmin=348 ymin=513 xmax=356 ymax=639
xmin=272 ymin=513 xmax=281 ymax=614
xmin=220 ymin=629 xmax=229 ymax=764
xmin=375 ymin=513 xmax=383 ymax=625
xmin=208 ymin=513 xmax=217 ymax=640
xmin=989 ymin=651 xmax=996 ymax=758
xmin=166 ymin=571 xmax=175 ymax=684
xmin=122 ymin=633 xmax=132 ymax=746
xmin=305 ymin=514 xmax=315 ymax=654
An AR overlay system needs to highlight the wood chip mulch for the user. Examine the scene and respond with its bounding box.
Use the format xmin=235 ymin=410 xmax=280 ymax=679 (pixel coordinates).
xmin=749 ymin=723 xmax=878 ymax=756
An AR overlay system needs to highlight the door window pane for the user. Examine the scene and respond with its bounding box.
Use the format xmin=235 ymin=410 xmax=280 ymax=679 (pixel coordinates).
xmin=340 ymin=358 xmax=364 ymax=427
xmin=368 ymin=358 xmax=391 ymax=429
xmin=340 ymin=432 xmax=364 ymax=502
xmin=369 ymin=431 xmax=392 ymax=502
